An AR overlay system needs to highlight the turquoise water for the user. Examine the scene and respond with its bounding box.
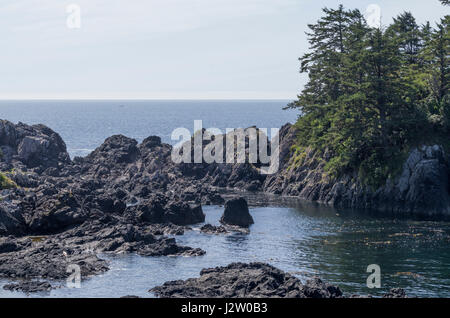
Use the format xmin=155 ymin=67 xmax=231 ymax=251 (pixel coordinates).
xmin=0 ymin=101 xmax=449 ymax=298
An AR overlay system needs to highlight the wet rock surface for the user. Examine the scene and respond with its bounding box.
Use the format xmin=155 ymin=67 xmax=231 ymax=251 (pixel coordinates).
xmin=151 ymin=262 xmax=409 ymax=299
xmin=200 ymin=224 xmax=228 ymax=234
xmin=3 ymin=280 xmax=53 ymax=293
xmin=150 ymin=262 xmax=343 ymax=298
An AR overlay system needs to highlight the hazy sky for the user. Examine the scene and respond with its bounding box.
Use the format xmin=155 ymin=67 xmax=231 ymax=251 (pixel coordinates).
xmin=0 ymin=0 xmax=447 ymax=99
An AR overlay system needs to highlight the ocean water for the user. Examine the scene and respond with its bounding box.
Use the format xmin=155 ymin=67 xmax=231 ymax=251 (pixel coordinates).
xmin=0 ymin=100 xmax=297 ymax=157
xmin=0 ymin=101 xmax=449 ymax=298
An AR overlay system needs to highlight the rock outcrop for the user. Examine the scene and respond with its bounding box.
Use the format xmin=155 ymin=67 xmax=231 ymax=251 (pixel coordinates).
xmin=200 ymin=224 xmax=228 ymax=234
xmin=0 ymin=120 xmax=212 ymax=286
xmin=3 ymin=280 xmax=53 ymax=293
xmin=150 ymin=262 xmax=409 ymax=299
xmin=220 ymin=197 xmax=254 ymax=228
xmin=262 ymin=123 xmax=450 ymax=218
xmin=150 ymin=262 xmax=343 ymax=298
xmin=0 ymin=120 xmax=70 ymax=172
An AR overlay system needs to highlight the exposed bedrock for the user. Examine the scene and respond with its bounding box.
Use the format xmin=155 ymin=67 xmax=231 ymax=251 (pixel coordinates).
xmin=263 ymin=123 xmax=450 ymax=217
xmin=3 ymin=280 xmax=53 ymax=293
xmin=0 ymin=120 xmax=70 ymax=171
xmin=150 ymin=262 xmax=407 ymax=298
xmin=220 ymin=197 xmax=254 ymax=228
xmin=150 ymin=262 xmax=343 ymax=298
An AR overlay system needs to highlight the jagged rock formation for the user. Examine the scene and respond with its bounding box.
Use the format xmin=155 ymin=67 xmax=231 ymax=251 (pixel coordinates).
xmin=151 ymin=262 xmax=408 ymax=298
xmin=220 ymin=197 xmax=254 ymax=228
xmin=0 ymin=120 xmax=211 ymax=283
xmin=3 ymin=280 xmax=53 ymax=293
xmin=263 ymin=123 xmax=450 ymax=217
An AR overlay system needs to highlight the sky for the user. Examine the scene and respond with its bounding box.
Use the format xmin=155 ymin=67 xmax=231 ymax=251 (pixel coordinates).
xmin=0 ymin=0 xmax=448 ymax=100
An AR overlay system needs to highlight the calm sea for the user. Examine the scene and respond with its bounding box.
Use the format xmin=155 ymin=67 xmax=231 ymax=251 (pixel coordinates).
xmin=0 ymin=100 xmax=296 ymax=157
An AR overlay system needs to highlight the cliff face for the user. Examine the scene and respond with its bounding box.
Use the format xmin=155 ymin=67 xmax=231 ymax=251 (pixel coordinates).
xmin=263 ymin=123 xmax=450 ymax=217
xmin=0 ymin=120 xmax=70 ymax=172
xmin=2 ymin=118 xmax=449 ymax=218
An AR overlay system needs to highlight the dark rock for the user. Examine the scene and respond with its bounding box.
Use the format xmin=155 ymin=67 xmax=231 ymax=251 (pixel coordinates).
xmin=165 ymin=202 xmax=205 ymax=226
xmin=150 ymin=262 xmax=342 ymax=298
xmin=202 ymin=192 xmax=225 ymax=206
xmin=301 ymin=277 xmax=343 ymax=298
xmin=0 ymin=237 xmax=22 ymax=253
xmin=262 ymin=124 xmax=450 ymax=217
xmin=0 ymin=120 xmax=70 ymax=169
xmin=135 ymin=198 xmax=166 ymax=223
xmin=0 ymin=240 xmax=109 ymax=280
xmin=0 ymin=200 xmax=26 ymax=236
xmin=3 ymin=280 xmax=53 ymax=293
xmin=27 ymin=191 xmax=87 ymax=234
xmin=200 ymin=224 xmax=228 ymax=234
xmin=141 ymin=136 xmax=162 ymax=148
xmin=383 ymin=288 xmax=407 ymax=298
xmin=220 ymin=197 xmax=253 ymax=228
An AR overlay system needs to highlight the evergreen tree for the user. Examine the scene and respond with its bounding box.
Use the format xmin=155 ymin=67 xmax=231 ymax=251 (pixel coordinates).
xmin=423 ymin=16 xmax=449 ymax=121
xmin=288 ymin=5 xmax=449 ymax=186
xmin=286 ymin=5 xmax=365 ymax=110
xmin=387 ymin=12 xmax=422 ymax=65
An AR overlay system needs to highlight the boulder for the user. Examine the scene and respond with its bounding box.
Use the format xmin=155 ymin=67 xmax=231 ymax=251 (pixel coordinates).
xmin=200 ymin=224 xmax=228 ymax=234
xmin=165 ymin=201 xmax=205 ymax=226
xmin=383 ymin=288 xmax=407 ymax=298
xmin=0 ymin=200 xmax=26 ymax=236
xmin=0 ymin=120 xmax=70 ymax=169
xmin=27 ymin=192 xmax=87 ymax=234
xmin=220 ymin=197 xmax=253 ymax=227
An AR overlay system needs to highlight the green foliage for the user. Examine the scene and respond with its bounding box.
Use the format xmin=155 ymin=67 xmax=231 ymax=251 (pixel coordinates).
xmin=0 ymin=172 xmax=16 ymax=190
xmin=288 ymin=6 xmax=449 ymax=187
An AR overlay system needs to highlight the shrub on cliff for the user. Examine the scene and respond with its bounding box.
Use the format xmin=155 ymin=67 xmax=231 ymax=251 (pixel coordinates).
xmin=0 ymin=173 xmax=16 ymax=190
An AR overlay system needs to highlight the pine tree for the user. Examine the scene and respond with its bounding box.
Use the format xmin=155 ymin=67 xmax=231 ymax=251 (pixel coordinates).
xmin=387 ymin=12 xmax=422 ymax=65
xmin=288 ymin=5 xmax=448 ymax=186
xmin=286 ymin=5 xmax=364 ymax=110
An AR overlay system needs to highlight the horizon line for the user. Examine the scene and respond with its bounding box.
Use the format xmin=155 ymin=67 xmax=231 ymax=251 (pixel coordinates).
xmin=0 ymin=98 xmax=294 ymax=101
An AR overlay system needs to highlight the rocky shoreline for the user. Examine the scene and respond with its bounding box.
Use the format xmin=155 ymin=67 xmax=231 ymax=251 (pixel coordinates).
xmin=0 ymin=118 xmax=441 ymax=296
